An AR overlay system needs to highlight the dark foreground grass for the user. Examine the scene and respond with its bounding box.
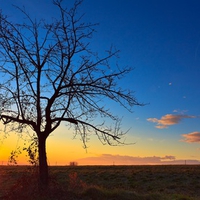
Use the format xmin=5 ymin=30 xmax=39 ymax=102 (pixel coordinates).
xmin=0 ymin=165 xmax=200 ymax=200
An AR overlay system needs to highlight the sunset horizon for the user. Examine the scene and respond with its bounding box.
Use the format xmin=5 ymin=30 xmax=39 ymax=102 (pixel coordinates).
xmin=1 ymin=0 xmax=200 ymax=168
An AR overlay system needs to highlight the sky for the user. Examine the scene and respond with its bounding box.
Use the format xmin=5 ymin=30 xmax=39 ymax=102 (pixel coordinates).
xmin=0 ymin=0 xmax=200 ymax=165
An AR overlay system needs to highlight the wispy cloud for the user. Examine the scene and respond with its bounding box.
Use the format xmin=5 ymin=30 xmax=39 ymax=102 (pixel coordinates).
xmin=76 ymin=154 xmax=200 ymax=165
xmin=147 ymin=114 xmax=195 ymax=129
xmin=173 ymin=109 xmax=188 ymax=114
xmin=181 ymin=132 xmax=200 ymax=143
xmin=161 ymin=155 xmax=175 ymax=160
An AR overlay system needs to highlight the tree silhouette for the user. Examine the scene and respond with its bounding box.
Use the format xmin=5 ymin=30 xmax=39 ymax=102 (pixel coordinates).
xmin=0 ymin=0 xmax=142 ymax=186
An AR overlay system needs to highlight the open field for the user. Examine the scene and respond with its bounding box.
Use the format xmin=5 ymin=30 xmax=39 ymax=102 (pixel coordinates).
xmin=0 ymin=165 xmax=200 ymax=199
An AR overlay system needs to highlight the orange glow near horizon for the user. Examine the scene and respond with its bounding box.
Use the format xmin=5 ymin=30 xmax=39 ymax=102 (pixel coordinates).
xmin=1 ymin=125 xmax=200 ymax=166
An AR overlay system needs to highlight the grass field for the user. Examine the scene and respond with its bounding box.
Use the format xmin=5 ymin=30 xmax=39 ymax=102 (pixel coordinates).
xmin=0 ymin=165 xmax=200 ymax=199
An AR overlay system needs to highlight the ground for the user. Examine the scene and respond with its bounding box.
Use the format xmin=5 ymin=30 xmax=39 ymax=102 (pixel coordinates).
xmin=0 ymin=165 xmax=200 ymax=199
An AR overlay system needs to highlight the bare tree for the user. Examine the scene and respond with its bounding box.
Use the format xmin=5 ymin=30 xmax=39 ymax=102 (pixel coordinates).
xmin=0 ymin=0 xmax=142 ymax=186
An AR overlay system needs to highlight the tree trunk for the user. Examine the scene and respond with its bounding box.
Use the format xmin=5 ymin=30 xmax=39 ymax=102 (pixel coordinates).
xmin=38 ymin=135 xmax=48 ymax=187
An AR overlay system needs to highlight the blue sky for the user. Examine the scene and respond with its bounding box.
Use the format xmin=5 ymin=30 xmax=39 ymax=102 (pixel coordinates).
xmin=0 ymin=0 xmax=200 ymax=165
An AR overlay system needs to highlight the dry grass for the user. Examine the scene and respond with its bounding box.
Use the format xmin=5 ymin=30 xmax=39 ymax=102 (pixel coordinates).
xmin=0 ymin=165 xmax=199 ymax=199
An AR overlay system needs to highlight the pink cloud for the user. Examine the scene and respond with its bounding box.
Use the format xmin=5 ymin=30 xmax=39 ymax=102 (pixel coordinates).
xmin=147 ymin=114 xmax=195 ymax=129
xmin=75 ymin=154 xmax=200 ymax=165
xmin=181 ymin=132 xmax=200 ymax=143
xmin=161 ymin=155 xmax=175 ymax=160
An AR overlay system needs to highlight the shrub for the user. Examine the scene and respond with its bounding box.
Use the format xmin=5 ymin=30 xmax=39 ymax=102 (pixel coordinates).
xmin=68 ymin=172 xmax=87 ymax=192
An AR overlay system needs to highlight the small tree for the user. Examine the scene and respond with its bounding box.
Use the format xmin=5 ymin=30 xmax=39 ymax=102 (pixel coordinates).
xmin=0 ymin=0 xmax=142 ymax=186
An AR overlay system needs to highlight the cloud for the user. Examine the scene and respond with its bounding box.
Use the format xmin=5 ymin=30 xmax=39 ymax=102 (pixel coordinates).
xmin=181 ymin=132 xmax=200 ymax=143
xmin=147 ymin=114 xmax=195 ymax=129
xmin=173 ymin=109 xmax=188 ymax=114
xmin=161 ymin=155 xmax=175 ymax=160
xmin=75 ymin=154 xmax=200 ymax=165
